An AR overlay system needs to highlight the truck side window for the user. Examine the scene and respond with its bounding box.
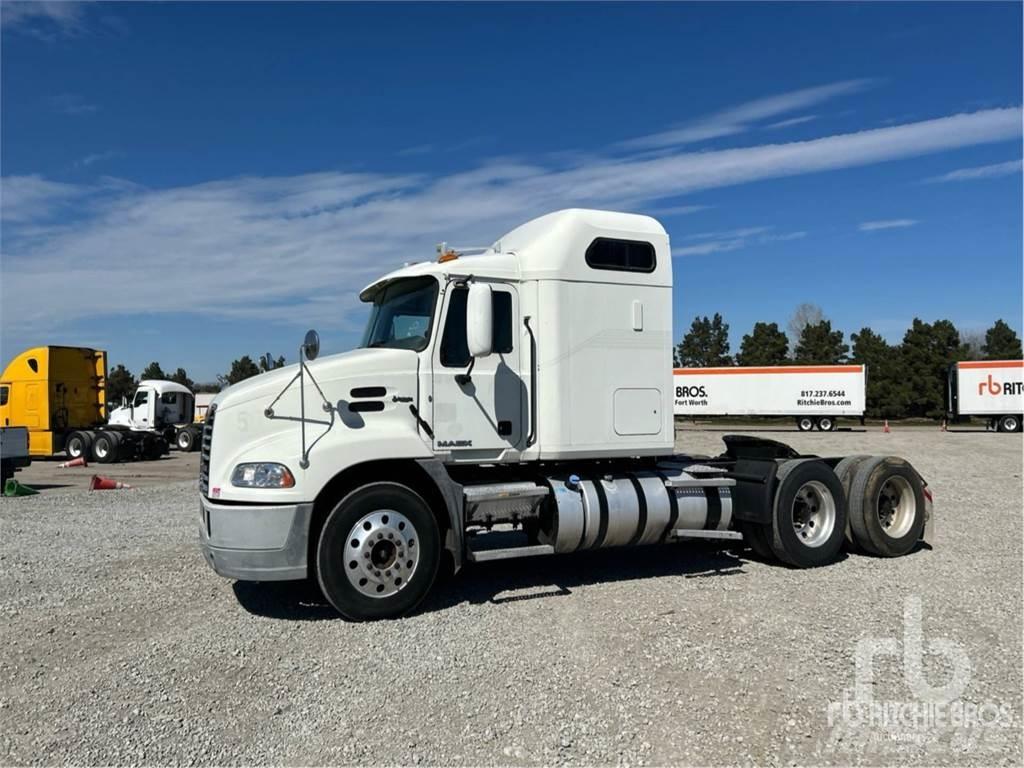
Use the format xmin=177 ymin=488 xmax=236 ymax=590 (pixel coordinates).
xmin=0 ymin=386 xmax=8 ymax=406
xmin=161 ymin=392 xmax=178 ymax=405
xmin=494 ymin=291 xmax=513 ymax=354
xmin=585 ymin=237 xmax=656 ymax=273
xmin=440 ymin=288 xmax=470 ymax=368
xmin=440 ymin=288 xmax=514 ymax=367
xmin=134 ymin=390 xmax=149 ymax=407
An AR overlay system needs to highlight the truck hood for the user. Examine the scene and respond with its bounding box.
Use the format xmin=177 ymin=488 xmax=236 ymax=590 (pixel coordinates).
xmin=212 ymin=348 xmax=419 ymax=413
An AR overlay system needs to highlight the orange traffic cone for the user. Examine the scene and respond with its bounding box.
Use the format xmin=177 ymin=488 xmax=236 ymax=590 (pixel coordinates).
xmin=89 ymin=475 xmax=132 ymax=491
xmin=57 ymin=456 xmax=88 ymax=468
xmin=883 ymin=420 xmax=891 ymax=433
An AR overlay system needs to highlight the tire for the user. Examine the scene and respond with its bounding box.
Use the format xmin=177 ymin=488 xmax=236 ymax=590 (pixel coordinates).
xmin=997 ymin=415 xmax=1020 ymax=433
xmin=92 ymin=432 xmax=119 ymax=464
xmin=177 ymin=428 xmax=195 ymax=451
xmin=816 ymin=416 xmax=836 ymax=432
xmin=65 ymin=431 xmax=90 ymax=459
xmin=769 ymin=459 xmax=847 ymax=567
xmin=848 ymin=456 xmax=926 ymax=557
xmin=833 ymin=455 xmax=872 ymax=551
xmin=738 ymin=521 xmax=774 ymax=560
xmin=1 ymin=461 xmax=11 ymax=487
xmin=796 ymin=416 xmax=815 ymax=432
xmin=316 ymin=482 xmax=441 ymax=621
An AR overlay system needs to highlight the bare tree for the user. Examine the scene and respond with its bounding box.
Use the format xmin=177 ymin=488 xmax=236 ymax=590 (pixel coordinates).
xmin=787 ymin=303 xmax=825 ymax=350
xmin=959 ymin=329 xmax=985 ymax=359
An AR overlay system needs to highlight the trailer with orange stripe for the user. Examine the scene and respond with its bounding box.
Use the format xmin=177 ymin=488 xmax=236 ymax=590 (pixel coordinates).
xmin=947 ymin=360 xmax=1024 ymax=432
xmin=673 ymin=364 xmax=866 ymax=431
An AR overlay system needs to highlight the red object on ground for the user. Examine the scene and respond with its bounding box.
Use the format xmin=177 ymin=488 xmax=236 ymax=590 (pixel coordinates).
xmin=883 ymin=420 xmax=891 ymax=433
xmin=57 ymin=457 xmax=88 ymax=468
xmin=89 ymin=475 xmax=132 ymax=490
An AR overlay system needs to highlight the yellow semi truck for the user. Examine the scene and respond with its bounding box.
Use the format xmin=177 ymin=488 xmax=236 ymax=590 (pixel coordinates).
xmin=0 ymin=346 xmax=199 ymax=462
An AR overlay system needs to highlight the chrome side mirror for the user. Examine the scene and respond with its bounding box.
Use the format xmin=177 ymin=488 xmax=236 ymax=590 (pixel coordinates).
xmin=466 ymin=284 xmax=493 ymax=358
xmin=302 ymin=329 xmax=320 ymax=361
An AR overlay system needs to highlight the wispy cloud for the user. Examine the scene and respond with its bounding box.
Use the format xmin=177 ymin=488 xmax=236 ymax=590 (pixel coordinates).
xmin=397 ymin=144 xmax=434 ymax=157
xmin=645 ymin=204 xmax=711 ymax=217
xmin=761 ymin=231 xmax=808 ymax=242
xmin=686 ymin=226 xmax=774 ymax=241
xmin=76 ymin=151 xmax=121 ymax=168
xmin=765 ymin=115 xmax=818 ymax=130
xmin=673 ymin=239 xmax=747 ymax=257
xmin=49 ymin=93 xmax=98 ymax=115
xmin=672 ymin=227 xmax=807 ymax=257
xmin=1 ymin=1 xmax=86 ymax=39
xmin=621 ymin=79 xmax=872 ymax=150
xmin=859 ymin=219 xmax=919 ymax=231
xmin=924 ymin=158 xmax=1022 ymax=183
xmin=1 ymin=106 xmax=1019 ymax=335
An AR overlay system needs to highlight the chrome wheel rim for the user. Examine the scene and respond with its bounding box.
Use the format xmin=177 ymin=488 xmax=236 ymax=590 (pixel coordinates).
xmin=95 ymin=440 xmax=108 ymax=459
xmin=819 ymin=418 xmax=833 ymax=431
xmin=791 ymin=480 xmax=836 ymax=548
xmin=344 ymin=509 xmax=419 ymax=598
xmin=799 ymin=417 xmax=814 ymax=431
xmin=877 ymin=476 xmax=915 ymax=539
xmin=68 ymin=440 xmax=82 ymax=457
xmin=178 ymin=433 xmax=190 ymax=449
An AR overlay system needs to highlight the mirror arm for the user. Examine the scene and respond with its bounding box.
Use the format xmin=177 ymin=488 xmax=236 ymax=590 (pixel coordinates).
xmin=455 ymin=357 xmax=475 ymax=386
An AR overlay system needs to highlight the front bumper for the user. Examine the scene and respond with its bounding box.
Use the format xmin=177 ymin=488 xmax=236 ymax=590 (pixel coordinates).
xmin=198 ymin=496 xmax=313 ymax=581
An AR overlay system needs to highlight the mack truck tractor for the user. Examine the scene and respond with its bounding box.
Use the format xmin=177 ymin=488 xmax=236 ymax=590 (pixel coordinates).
xmin=198 ymin=209 xmax=933 ymax=621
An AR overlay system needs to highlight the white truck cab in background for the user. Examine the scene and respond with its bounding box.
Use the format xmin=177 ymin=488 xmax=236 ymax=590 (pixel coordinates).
xmin=199 ymin=209 xmax=933 ymax=620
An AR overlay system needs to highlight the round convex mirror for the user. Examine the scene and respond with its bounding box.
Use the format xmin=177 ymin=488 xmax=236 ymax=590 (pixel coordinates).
xmin=303 ymin=329 xmax=320 ymax=361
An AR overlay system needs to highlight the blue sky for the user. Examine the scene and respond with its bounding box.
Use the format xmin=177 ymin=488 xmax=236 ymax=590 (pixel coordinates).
xmin=1 ymin=1 xmax=1021 ymax=381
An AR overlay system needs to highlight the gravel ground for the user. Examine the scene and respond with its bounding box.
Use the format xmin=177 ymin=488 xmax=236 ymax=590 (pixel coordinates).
xmin=1 ymin=426 xmax=1021 ymax=766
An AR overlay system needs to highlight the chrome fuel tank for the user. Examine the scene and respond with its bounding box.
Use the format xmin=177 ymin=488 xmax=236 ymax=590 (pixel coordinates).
xmin=539 ymin=465 xmax=733 ymax=554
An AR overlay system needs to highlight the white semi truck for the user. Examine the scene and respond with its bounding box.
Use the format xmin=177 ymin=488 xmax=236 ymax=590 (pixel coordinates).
xmin=63 ymin=379 xmax=203 ymax=462
xmin=198 ymin=209 xmax=933 ymax=621
xmin=947 ymin=360 xmax=1024 ymax=432
xmin=674 ymin=365 xmax=867 ymax=431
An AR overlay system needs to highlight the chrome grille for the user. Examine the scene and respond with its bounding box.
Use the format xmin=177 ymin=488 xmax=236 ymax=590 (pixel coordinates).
xmin=199 ymin=403 xmax=216 ymax=496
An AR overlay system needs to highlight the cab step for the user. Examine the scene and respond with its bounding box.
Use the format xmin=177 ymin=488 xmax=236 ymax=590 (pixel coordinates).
xmin=669 ymin=529 xmax=743 ymax=541
xmin=467 ymin=544 xmax=555 ymax=562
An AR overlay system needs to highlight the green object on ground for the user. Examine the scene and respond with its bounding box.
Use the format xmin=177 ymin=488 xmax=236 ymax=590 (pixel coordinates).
xmin=4 ymin=478 xmax=39 ymax=497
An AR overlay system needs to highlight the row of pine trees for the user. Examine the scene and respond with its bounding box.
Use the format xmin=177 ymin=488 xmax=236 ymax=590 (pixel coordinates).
xmin=673 ymin=305 xmax=1022 ymax=419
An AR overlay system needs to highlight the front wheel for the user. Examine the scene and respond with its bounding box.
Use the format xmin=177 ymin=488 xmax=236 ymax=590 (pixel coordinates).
xmin=177 ymin=428 xmax=195 ymax=451
xmin=316 ymin=483 xmax=441 ymax=621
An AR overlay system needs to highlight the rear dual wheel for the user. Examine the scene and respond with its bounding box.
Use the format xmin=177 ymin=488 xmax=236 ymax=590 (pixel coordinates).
xmin=65 ymin=430 xmax=93 ymax=459
xmin=847 ymin=457 xmax=926 ymax=557
xmin=92 ymin=431 xmax=120 ymax=463
xmin=769 ymin=459 xmax=847 ymax=567
xmin=997 ymin=415 xmax=1021 ymax=433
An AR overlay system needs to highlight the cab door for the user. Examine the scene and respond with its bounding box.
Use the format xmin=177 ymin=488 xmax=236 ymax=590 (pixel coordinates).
xmin=431 ymin=282 xmax=524 ymax=461
xmin=132 ymin=388 xmax=153 ymax=429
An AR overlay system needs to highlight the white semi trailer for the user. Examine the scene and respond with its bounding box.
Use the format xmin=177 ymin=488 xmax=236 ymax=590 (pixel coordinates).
xmin=674 ymin=365 xmax=866 ymax=431
xmin=947 ymin=360 xmax=1024 ymax=432
xmin=198 ymin=209 xmax=933 ymax=620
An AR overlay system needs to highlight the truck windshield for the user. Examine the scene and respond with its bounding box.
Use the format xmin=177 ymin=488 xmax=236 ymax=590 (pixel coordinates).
xmin=360 ymin=277 xmax=438 ymax=352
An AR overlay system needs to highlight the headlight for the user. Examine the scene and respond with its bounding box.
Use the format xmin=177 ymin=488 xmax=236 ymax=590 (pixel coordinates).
xmin=231 ymin=463 xmax=295 ymax=488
